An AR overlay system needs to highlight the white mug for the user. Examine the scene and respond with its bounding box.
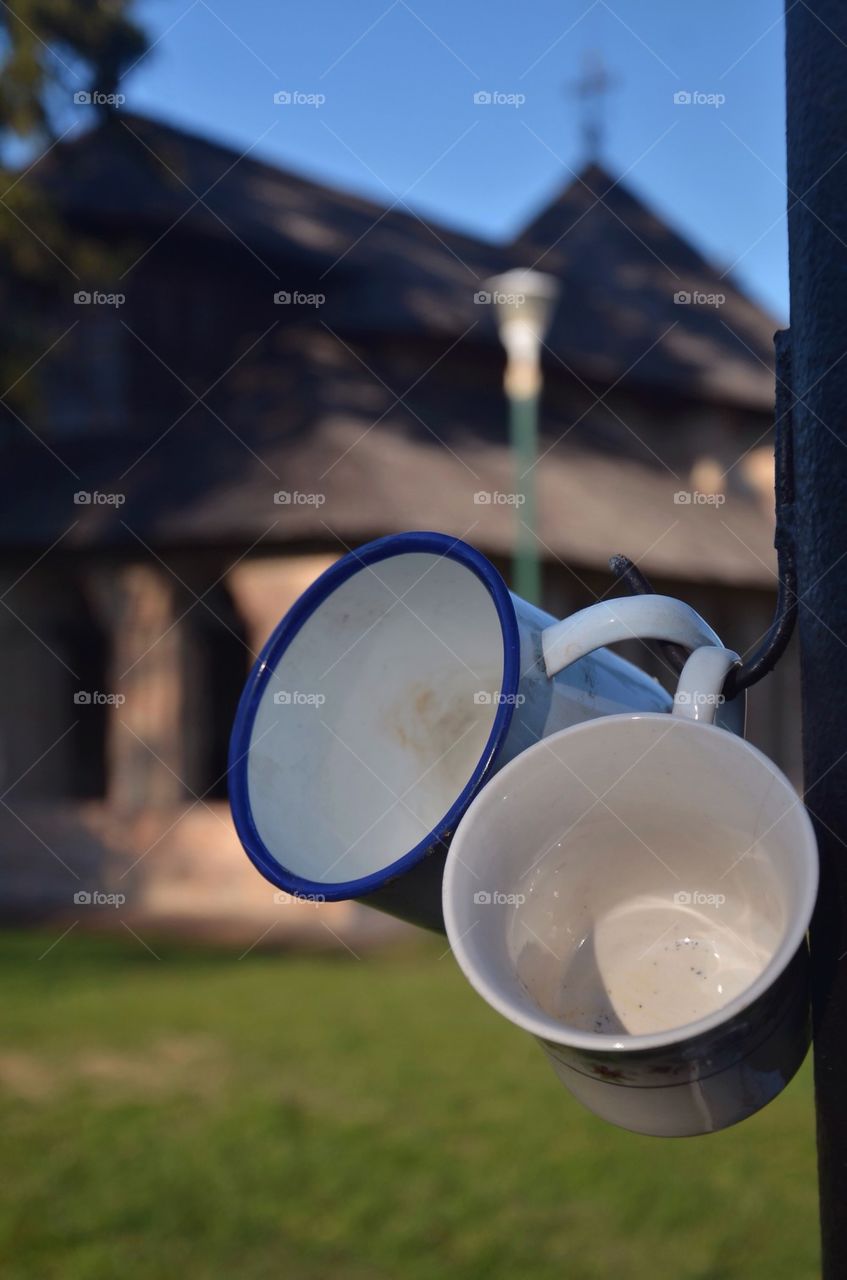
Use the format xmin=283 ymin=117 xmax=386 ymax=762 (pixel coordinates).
xmin=229 ymin=531 xmax=731 ymax=931
xmin=443 ymin=641 xmax=818 ymax=1137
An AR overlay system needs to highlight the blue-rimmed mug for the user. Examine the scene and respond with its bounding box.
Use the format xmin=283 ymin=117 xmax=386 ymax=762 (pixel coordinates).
xmin=228 ymin=531 xmax=730 ymax=931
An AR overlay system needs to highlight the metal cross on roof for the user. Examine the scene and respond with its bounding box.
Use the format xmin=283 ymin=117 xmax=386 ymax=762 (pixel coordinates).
xmin=566 ymin=51 xmax=620 ymax=157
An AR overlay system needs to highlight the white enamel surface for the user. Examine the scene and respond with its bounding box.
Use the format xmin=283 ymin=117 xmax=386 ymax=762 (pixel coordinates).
xmin=244 ymin=555 xmax=687 ymax=894
xmin=674 ymin=646 xmax=742 ymax=727
xmin=542 ymin=596 xmax=722 ymax=679
xmin=547 ymin=989 xmax=810 ymax=1137
xmin=444 ymin=715 xmax=816 ymax=1048
xmin=247 ymin=553 xmax=503 ymax=882
xmin=443 ymin=714 xmax=817 ymax=1133
xmin=496 ymin=594 xmax=673 ymax=773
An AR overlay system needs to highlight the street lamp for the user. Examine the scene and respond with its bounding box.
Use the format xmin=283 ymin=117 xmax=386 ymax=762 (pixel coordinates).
xmin=486 ymin=268 xmax=560 ymax=605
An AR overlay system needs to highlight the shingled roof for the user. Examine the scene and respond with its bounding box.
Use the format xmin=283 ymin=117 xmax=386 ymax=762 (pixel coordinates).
xmin=1 ymin=114 xmax=780 ymax=588
xmin=39 ymin=114 xmax=777 ymax=408
xmin=513 ymin=162 xmax=778 ymax=408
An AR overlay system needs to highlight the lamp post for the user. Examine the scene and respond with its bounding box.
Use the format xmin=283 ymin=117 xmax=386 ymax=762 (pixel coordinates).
xmin=486 ymin=268 xmax=560 ymax=605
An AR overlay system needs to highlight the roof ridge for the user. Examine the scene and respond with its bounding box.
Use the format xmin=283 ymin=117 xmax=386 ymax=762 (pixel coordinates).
xmin=510 ymin=159 xmax=778 ymax=322
xmin=59 ymin=110 xmax=500 ymax=255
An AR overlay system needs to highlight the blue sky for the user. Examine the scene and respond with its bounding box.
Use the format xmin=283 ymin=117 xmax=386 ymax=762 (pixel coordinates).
xmin=124 ymin=0 xmax=788 ymax=318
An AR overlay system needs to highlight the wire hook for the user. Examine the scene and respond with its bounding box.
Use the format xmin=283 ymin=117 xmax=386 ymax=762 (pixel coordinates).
xmin=610 ymin=330 xmax=797 ymax=701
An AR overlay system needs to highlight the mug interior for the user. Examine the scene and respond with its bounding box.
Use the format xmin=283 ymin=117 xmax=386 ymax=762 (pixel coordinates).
xmin=236 ymin=542 xmax=517 ymax=890
xmin=443 ymin=714 xmax=817 ymax=1050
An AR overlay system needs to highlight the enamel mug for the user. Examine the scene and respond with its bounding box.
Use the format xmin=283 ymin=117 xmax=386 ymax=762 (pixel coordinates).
xmin=228 ymin=531 xmax=730 ymax=932
xmin=443 ymin=640 xmax=818 ymax=1137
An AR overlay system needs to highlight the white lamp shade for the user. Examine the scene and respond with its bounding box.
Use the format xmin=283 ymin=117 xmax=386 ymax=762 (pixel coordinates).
xmin=485 ymin=269 xmax=560 ymax=353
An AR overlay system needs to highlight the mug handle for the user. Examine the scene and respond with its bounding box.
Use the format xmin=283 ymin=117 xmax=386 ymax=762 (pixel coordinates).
xmin=541 ymin=595 xmax=723 ymax=678
xmin=673 ymin=645 xmax=745 ymax=735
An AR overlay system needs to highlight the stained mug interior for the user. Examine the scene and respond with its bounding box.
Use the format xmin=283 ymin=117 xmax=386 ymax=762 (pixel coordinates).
xmin=228 ymin=532 xmax=723 ymax=931
xmin=443 ymin=697 xmax=818 ymax=1136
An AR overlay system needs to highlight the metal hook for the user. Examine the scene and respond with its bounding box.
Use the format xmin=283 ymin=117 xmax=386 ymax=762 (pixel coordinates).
xmin=610 ymin=329 xmax=797 ymax=701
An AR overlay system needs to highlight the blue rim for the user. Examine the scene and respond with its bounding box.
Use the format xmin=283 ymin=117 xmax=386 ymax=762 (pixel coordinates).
xmin=228 ymin=531 xmax=521 ymax=901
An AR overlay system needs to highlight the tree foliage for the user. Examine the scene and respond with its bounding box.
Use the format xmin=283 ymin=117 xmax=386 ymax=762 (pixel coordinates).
xmin=0 ymin=1 xmax=147 ymax=404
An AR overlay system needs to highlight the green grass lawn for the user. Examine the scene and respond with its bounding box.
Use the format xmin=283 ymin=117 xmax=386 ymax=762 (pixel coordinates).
xmin=0 ymin=928 xmax=820 ymax=1280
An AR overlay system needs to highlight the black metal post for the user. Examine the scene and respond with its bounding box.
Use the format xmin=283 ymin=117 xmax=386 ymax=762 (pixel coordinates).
xmin=785 ymin=3 xmax=847 ymax=1273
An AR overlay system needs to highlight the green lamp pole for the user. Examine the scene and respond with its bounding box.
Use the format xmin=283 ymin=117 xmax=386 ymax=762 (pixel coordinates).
xmin=486 ymin=269 xmax=560 ymax=605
